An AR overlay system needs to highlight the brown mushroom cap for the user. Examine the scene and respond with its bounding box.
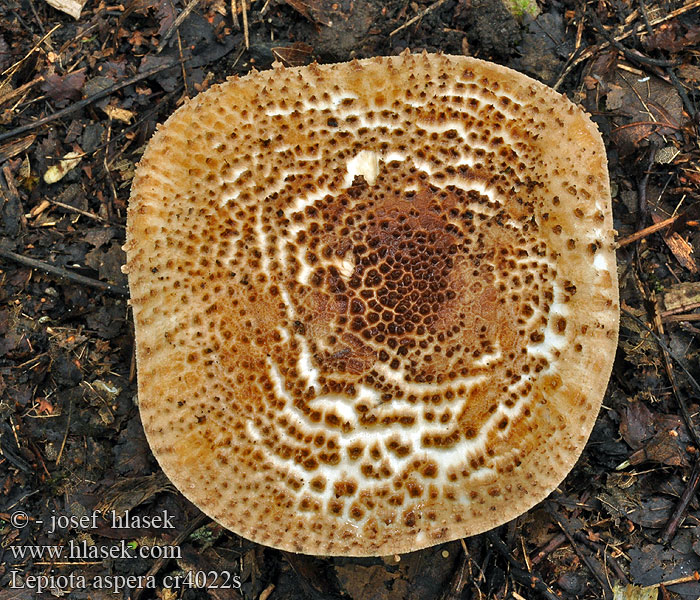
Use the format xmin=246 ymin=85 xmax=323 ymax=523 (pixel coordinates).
xmin=125 ymin=52 xmax=619 ymax=556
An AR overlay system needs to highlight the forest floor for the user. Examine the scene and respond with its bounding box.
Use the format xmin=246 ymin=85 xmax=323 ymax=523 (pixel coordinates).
xmin=1 ymin=0 xmax=700 ymax=599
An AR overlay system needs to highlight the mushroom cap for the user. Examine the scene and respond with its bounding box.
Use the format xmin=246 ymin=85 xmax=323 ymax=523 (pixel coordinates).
xmin=125 ymin=53 xmax=619 ymax=556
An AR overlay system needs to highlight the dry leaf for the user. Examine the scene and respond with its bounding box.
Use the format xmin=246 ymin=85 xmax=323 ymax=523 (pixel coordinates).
xmin=41 ymin=68 xmax=86 ymax=103
xmin=272 ymin=42 xmax=314 ymax=67
xmin=35 ymin=397 xmax=55 ymax=415
xmin=612 ymin=583 xmax=658 ymax=600
xmin=283 ymin=0 xmax=334 ymax=26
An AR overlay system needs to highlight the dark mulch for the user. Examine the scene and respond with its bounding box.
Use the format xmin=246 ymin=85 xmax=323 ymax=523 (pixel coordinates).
xmin=1 ymin=0 xmax=699 ymax=599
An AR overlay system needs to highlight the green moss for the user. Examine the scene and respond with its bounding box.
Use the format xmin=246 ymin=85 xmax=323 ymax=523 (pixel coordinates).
xmin=508 ymin=0 xmax=539 ymax=18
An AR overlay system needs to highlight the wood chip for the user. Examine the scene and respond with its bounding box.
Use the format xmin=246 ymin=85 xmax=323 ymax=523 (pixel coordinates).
xmin=44 ymin=0 xmax=88 ymax=19
xmin=652 ymin=213 xmax=698 ymax=273
xmin=43 ymin=151 xmax=82 ymax=184
xmin=663 ymin=282 xmax=700 ymax=313
xmin=0 ymin=134 xmax=36 ymax=163
xmin=102 ymin=105 xmax=135 ymax=123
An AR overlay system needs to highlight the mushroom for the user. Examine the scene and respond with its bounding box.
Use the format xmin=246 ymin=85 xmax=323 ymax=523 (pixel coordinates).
xmin=125 ymin=52 xmax=619 ymax=556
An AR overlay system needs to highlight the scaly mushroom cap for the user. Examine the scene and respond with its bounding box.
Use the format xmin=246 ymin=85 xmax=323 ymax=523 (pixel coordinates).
xmin=125 ymin=53 xmax=619 ymax=556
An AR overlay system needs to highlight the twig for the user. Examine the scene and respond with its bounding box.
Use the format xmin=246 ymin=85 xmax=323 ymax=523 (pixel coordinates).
xmin=70 ymin=88 xmax=180 ymax=165
xmin=231 ymin=0 xmax=239 ymax=28
xmin=545 ymin=505 xmax=613 ymax=599
xmin=572 ymin=532 xmax=629 ymax=584
xmin=650 ymin=572 xmax=700 ymax=588
xmin=616 ymin=0 xmax=700 ymax=43
xmin=0 ymin=76 xmax=44 ymax=109
xmin=639 ymin=0 xmax=696 ymax=119
xmin=0 ymin=422 xmax=33 ymax=473
xmin=637 ymin=144 xmax=658 ymax=231
xmin=50 ymin=199 xmax=124 ymax=227
xmin=1 ymin=24 xmax=60 ymax=79
xmin=661 ymin=458 xmax=700 ymax=544
xmin=661 ymin=302 xmax=700 ymax=318
xmin=664 ymin=62 xmax=696 ymax=122
xmin=612 ymin=120 xmax=681 ymax=134
xmin=390 ymin=0 xmax=449 ymax=36
xmin=101 ymin=120 xmax=118 ymax=222
xmin=621 ymin=309 xmax=700 ymax=399
xmin=649 ymin=292 xmax=700 ymax=446
xmin=242 ymin=0 xmax=249 ymax=50
xmin=0 ymin=60 xmax=183 ymax=144
xmin=440 ymin=541 xmax=469 ymax=600
xmin=54 ymin=395 xmax=73 ymax=467
xmin=1 ymin=164 xmax=22 ymax=199
xmin=282 ymin=552 xmax=345 ymax=599
xmin=590 ymin=6 xmax=697 ymax=122
xmin=131 ymin=513 xmax=209 ymax=600
xmin=616 ymin=214 xmax=678 ymax=247
xmin=0 ymin=166 xmax=24 ymax=237
xmin=484 ymin=530 xmax=560 ymax=600
xmin=553 ymin=44 xmax=589 ymax=92
xmin=623 ymin=303 xmax=700 ymax=543
xmin=27 ymin=0 xmax=46 ymax=34
xmin=649 ymin=288 xmax=700 ymax=545
xmin=589 ymin=9 xmax=679 ymax=68
xmin=637 ymin=0 xmax=655 ymax=37
xmin=553 ymin=6 xmax=588 ymax=91
xmin=664 ymin=313 xmax=700 ymax=323
xmin=175 ymin=30 xmax=190 ymax=98
xmin=157 ymin=0 xmax=204 ymax=53
xmin=259 ymin=0 xmax=272 ymax=16
xmin=531 ymin=533 xmax=567 ymax=566
xmin=0 ymin=247 xmax=128 ymax=296
xmin=258 ymin=584 xmax=275 ymax=600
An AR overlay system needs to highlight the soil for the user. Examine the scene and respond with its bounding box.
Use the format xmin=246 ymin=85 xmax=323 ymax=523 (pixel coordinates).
xmin=1 ymin=1 xmax=699 ymax=599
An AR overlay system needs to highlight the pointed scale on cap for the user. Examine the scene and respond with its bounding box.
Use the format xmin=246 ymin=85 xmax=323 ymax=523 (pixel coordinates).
xmin=124 ymin=52 xmax=619 ymax=556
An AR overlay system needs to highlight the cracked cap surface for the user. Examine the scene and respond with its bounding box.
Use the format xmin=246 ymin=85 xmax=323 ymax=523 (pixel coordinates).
xmin=125 ymin=52 xmax=619 ymax=556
